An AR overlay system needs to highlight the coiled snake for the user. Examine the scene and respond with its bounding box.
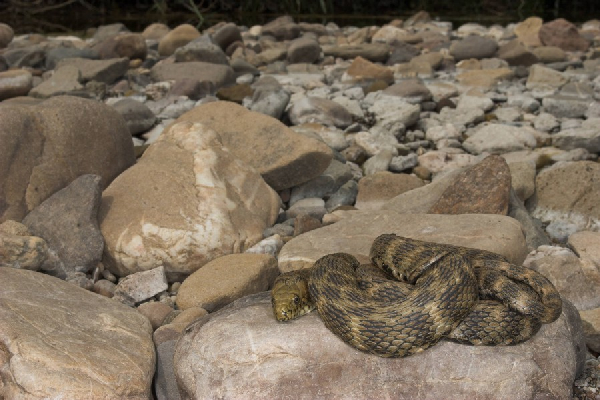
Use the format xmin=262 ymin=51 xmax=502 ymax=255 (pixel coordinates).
xmin=271 ymin=234 xmax=562 ymax=358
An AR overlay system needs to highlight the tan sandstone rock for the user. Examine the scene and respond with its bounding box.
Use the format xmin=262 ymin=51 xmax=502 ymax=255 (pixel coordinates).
xmin=277 ymin=213 xmax=528 ymax=273
xmin=158 ymin=23 xmax=200 ymax=56
xmin=165 ymin=101 xmax=333 ymax=191
xmin=354 ymin=171 xmax=424 ymax=210
xmin=174 ymin=292 xmax=584 ymax=399
xmin=524 ymin=245 xmax=600 ymax=311
xmin=0 ymin=95 xmax=135 ymax=222
xmin=0 ymin=268 xmax=155 ymax=399
xmin=0 ymin=228 xmax=48 ymax=271
xmin=456 ymin=68 xmax=514 ymax=89
xmin=176 ymin=253 xmax=279 ymax=311
xmin=529 ymin=161 xmax=600 ymax=240
xmin=99 ymin=122 xmax=280 ymax=280
xmin=514 ymin=16 xmax=544 ymax=47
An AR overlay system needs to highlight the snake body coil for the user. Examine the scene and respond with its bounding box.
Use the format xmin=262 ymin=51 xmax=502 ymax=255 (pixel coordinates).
xmin=272 ymin=234 xmax=562 ymax=357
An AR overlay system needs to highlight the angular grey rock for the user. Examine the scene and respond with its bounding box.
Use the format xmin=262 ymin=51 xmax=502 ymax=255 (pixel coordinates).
xmin=289 ymin=160 xmax=353 ymax=205
xmin=211 ymin=23 xmax=242 ymax=51
xmin=508 ymin=189 xmax=551 ymax=251
xmin=382 ymin=79 xmax=432 ymax=103
xmin=113 ymin=266 xmax=169 ymax=306
xmin=2 ymin=45 xmax=45 ymax=68
xmin=55 ymin=57 xmax=129 ymax=84
xmin=92 ymin=33 xmax=147 ymax=60
xmin=155 ymin=340 xmax=181 ymax=400
xmin=363 ymin=149 xmax=394 ymax=175
xmin=286 ymin=198 xmax=327 ymax=220
xmin=262 ymin=16 xmax=300 ymax=40
xmin=507 ymin=94 xmax=540 ymax=113
xmin=22 ymin=174 xmax=103 ymax=278
xmin=542 ymin=95 xmax=594 ymax=118
xmin=29 ymin=65 xmax=83 ymax=98
xmin=289 ymin=96 xmax=353 ymax=128
xmin=45 ymin=46 xmax=98 ymax=70
xmin=322 ymin=44 xmax=390 ymax=62
xmin=325 ymin=180 xmax=358 ymax=211
xmin=92 ymin=22 xmax=129 ymax=42
xmin=112 ymin=97 xmax=157 ymax=135
xmin=450 ymin=35 xmax=498 ymax=61
xmin=0 ymin=267 xmax=155 ymax=399
xmin=249 ymin=77 xmax=290 ymax=119
xmin=151 ymin=61 xmax=235 ymax=89
xmin=533 ymin=112 xmax=559 ymax=132
xmin=174 ymin=292 xmax=583 ymax=399
xmin=389 ymin=153 xmax=418 ymax=172
xmin=287 ymin=37 xmax=321 ymax=64
xmin=552 ymin=128 xmax=600 ymax=153
xmin=174 ymin=39 xmax=229 ymax=65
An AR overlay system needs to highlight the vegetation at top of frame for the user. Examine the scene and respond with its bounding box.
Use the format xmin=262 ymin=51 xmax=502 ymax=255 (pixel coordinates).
xmin=1 ymin=0 xmax=598 ymax=33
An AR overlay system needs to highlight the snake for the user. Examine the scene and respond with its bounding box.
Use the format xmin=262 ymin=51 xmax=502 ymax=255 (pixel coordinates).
xmin=271 ymin=234 xmax=562 ymax=358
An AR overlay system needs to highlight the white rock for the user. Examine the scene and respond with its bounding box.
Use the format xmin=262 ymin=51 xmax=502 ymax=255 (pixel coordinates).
xmin=113 ymin=266 xmax=168 ymax=305
xmin=463 ymin=124 xmax=537 ymax=155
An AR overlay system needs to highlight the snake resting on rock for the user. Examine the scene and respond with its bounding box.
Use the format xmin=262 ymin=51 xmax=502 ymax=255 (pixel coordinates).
xmin=271 ymin=234 xmax=562 ymax=358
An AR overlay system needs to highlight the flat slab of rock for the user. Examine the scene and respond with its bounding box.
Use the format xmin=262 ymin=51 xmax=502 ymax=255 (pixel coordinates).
xmin=165 ymin=101 xmax=333 ymax=191
xmin=55 ymin=57 xmax=129 ymax=84
xmin=277 ymin=213 xmax=528 ymax=272
xmin=0 ymin=267 xmax=155 ymax=399
xmin=174 ymin=292 xmax=584 ymax=399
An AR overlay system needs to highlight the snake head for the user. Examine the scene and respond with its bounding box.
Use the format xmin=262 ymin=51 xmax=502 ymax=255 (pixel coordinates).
xmin=271 ymin=272 xmax=314 ymax=321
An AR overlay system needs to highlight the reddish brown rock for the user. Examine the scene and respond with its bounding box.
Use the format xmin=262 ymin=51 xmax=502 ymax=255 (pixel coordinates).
xmin=344 ymin=56 xmax=394 ymax=84
xmin=538 ymin=19 xmax=590 ymax=52
xmin=429 ymin=155 xmax=511 ymax=215
xmin=293 ymin=214 xmax=322 ymax=236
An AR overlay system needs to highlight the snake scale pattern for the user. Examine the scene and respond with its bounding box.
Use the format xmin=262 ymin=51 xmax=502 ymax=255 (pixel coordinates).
xmin=271 ymin=234 xmax=562 ymax=358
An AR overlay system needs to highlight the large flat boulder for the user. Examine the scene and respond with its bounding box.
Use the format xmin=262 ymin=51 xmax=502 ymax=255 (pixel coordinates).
xmin=0 ymin=267 xmax=155 ymax=399
xmin=277 ymin=213 xmax=528 ymax=273
xmin=174 ymin=292 xmax=584 ymax=399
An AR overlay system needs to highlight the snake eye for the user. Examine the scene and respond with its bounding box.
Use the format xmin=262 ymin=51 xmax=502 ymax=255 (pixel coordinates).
xmin=293 ymin=295 xmax=299 ymax=304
